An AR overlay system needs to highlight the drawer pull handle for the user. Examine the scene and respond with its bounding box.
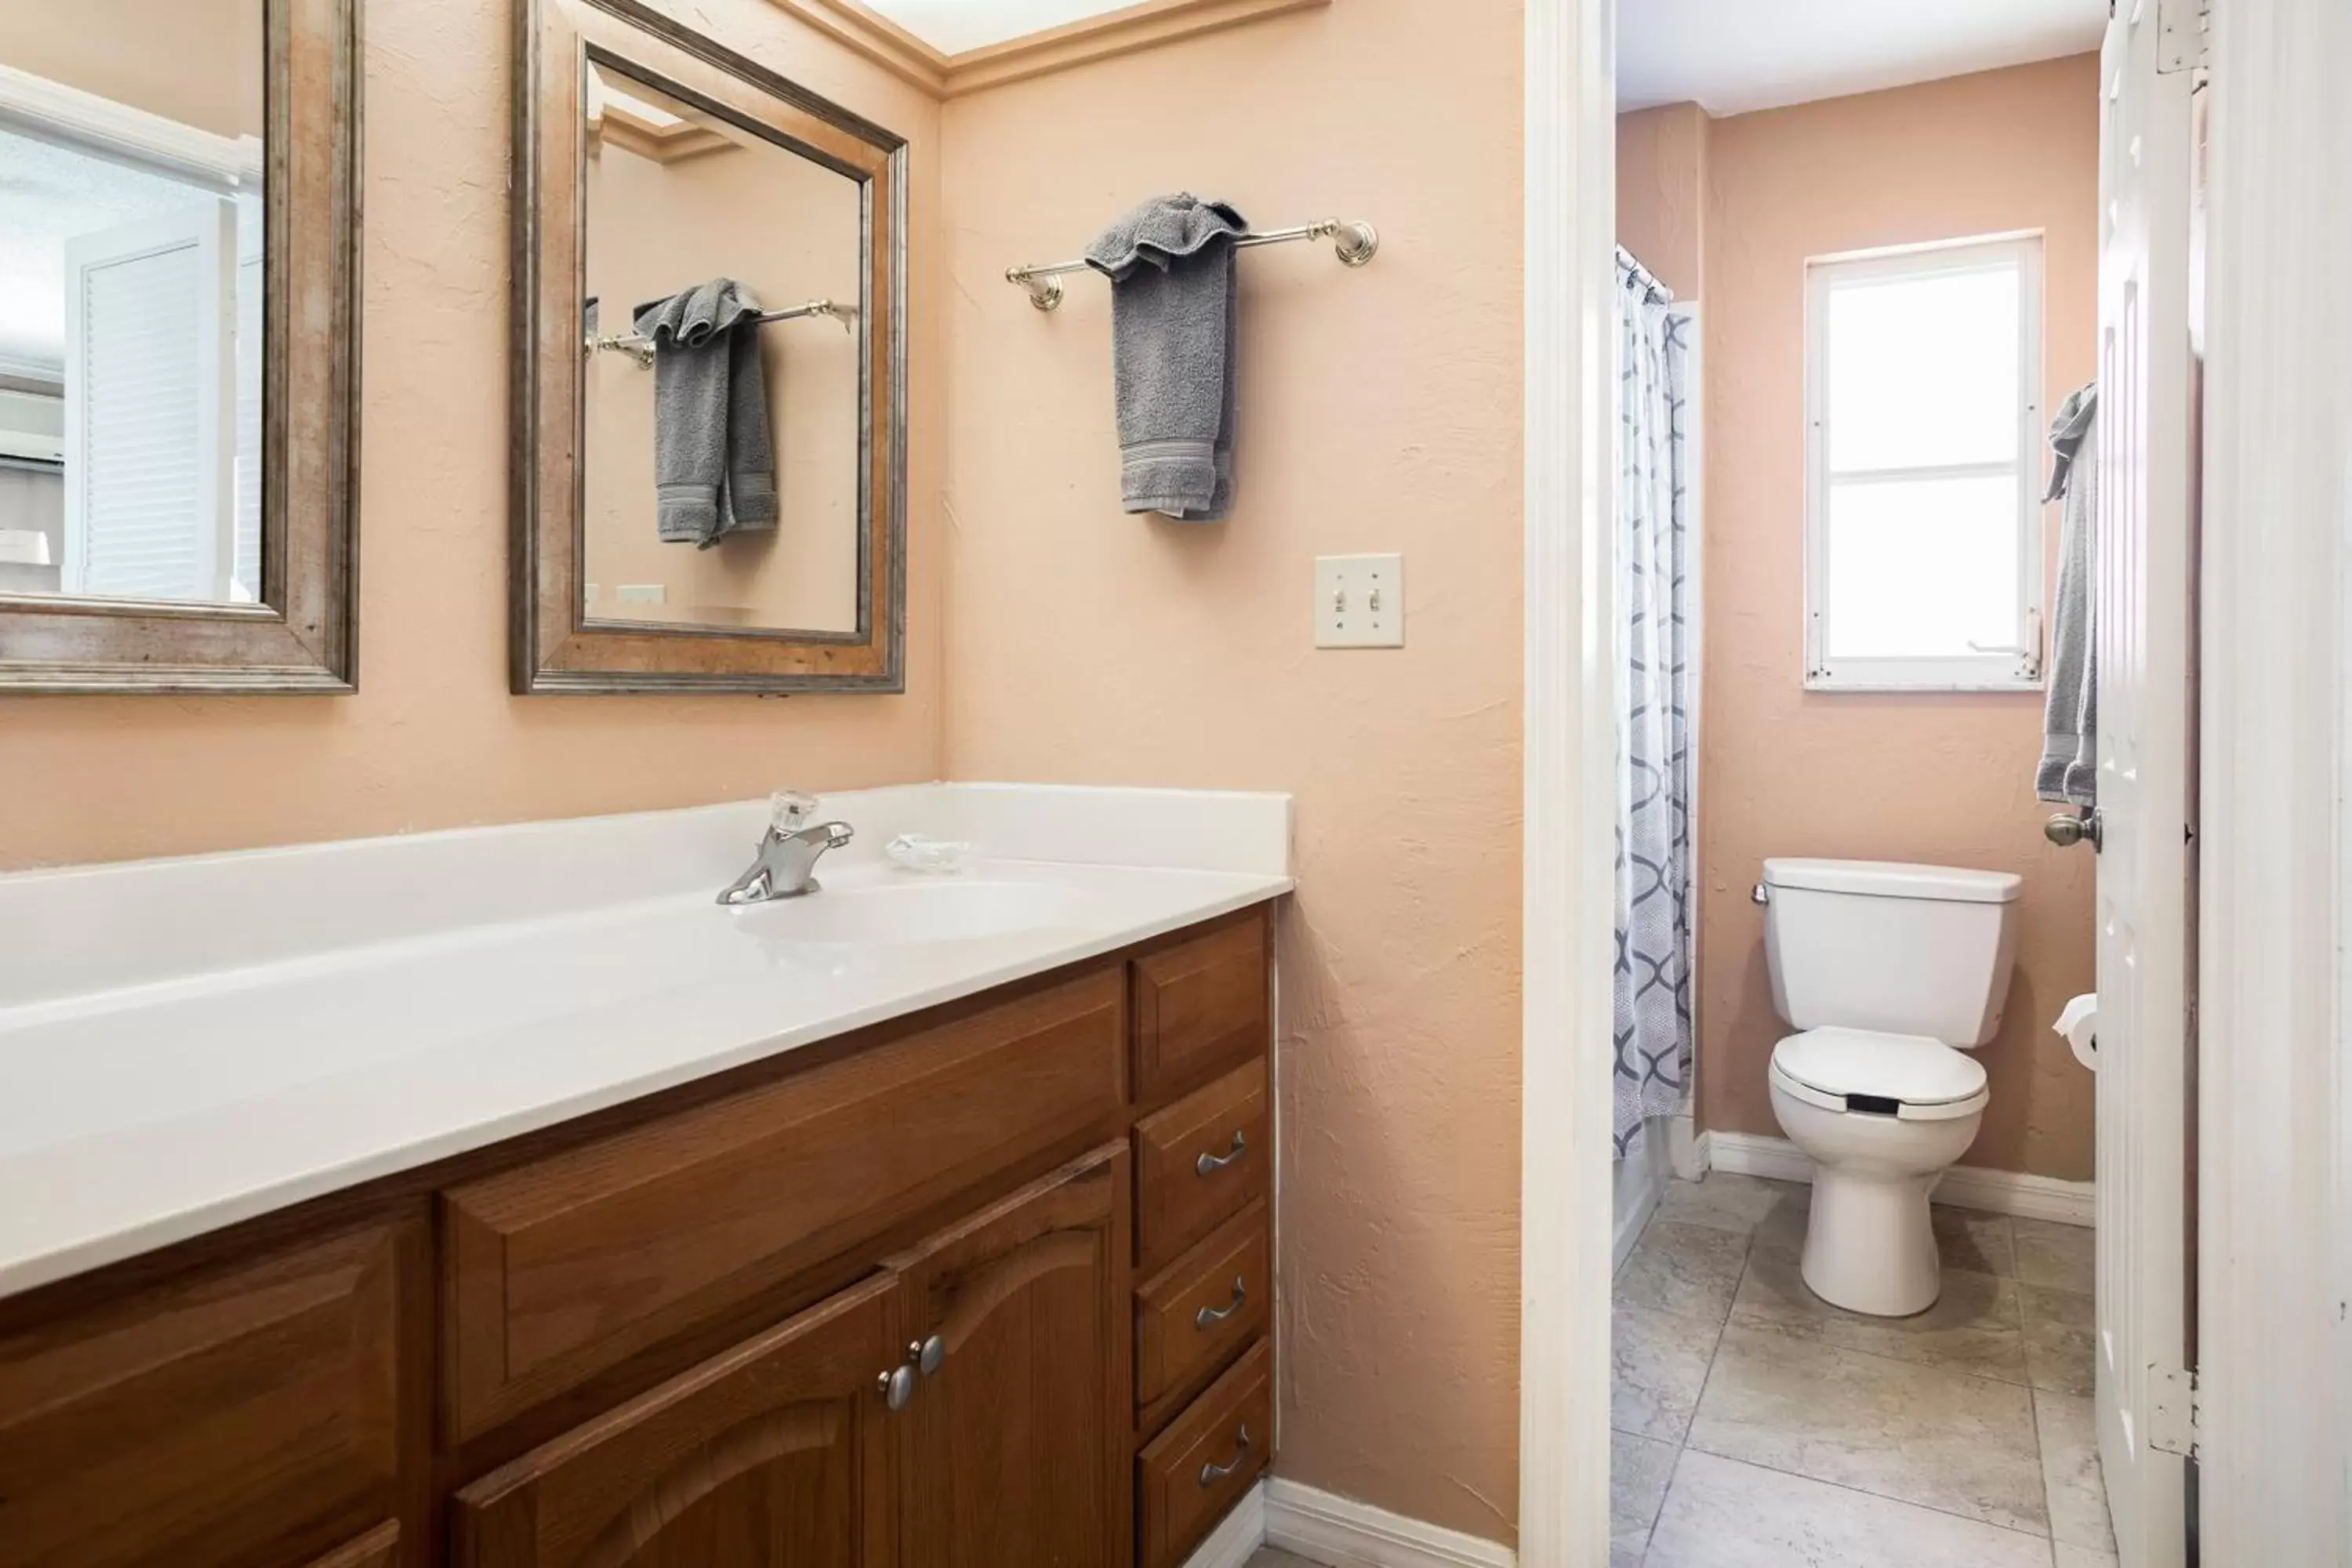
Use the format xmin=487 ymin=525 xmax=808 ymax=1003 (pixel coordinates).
xmin=1196 ymin=1276 xmax=1247 ymax=1330
xmin=1199 ymin=1425 xmax=1252 ymax=1487
xmin=1196 ymin=1131 xmax=1248 ymax=1176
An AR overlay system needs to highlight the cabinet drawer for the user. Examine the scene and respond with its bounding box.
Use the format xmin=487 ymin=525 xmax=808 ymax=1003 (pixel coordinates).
xmin=1132 ymin=914 xmax=1269 ymax=1102
xmin=0 ymin=1219 xmax=412 ymax=1568
xmin=1134 ymin=1056 xmax=1267 ymax=1273
xmin=1135 ymin=1200 xmax=1269 ymax=1422
xmin=442 ymin=964 xmax=1126 ymax=1440
xmin=1137 ymin=1338 xmax=1271 ymax=1568
xmin=307 ymin=1523 xmax=402 ymax=1568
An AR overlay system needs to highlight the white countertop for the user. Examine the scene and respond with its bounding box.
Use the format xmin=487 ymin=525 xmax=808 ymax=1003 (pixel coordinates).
xmin=0 ymin=784 xmax=1292 ymax=1300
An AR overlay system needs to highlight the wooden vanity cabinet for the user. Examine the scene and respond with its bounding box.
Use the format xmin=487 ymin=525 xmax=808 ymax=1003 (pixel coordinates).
xmin=0 ymin=903 xmax=1275 ymax=1568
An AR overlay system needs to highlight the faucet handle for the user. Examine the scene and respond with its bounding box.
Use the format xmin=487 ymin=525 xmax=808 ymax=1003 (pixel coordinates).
xmin=769 ymin=789 xmax=821 ymax=835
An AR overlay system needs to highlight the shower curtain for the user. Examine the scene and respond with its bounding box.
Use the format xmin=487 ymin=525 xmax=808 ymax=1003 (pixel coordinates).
xmin=1613 ymin=248 xmax=1693 ymax=1153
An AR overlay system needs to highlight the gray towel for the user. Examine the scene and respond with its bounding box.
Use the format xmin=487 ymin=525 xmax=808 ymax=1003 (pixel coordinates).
xmin=1085 ymin=194 xmax=1246 ymax=520
xmin=2038 ymin=382 xmax=2099 ymax=806
xmin=633 ymin=278 xmax=778 ymax=550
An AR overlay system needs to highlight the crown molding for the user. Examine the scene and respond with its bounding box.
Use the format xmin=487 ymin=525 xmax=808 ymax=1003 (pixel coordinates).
xmin=768 ymin=0 xmax=1329 ymax=101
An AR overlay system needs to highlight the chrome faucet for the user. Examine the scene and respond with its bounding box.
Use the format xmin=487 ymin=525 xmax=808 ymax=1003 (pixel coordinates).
xmin=717 ymin=791 xmax=855 ymax=906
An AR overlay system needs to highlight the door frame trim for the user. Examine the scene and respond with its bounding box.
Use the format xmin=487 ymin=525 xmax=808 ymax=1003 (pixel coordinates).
xmin=1518 ymin=0 xmax=1617 ymax=1561
xmin=2195 ymin=0 xmax=2352 ymax=1557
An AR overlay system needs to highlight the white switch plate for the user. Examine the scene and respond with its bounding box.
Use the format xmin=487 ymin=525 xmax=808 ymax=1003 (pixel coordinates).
xmin=616 ymin=583 xmax=667 ymax=604
xmin=1314 ymin=554 xmax=1404 ymax=648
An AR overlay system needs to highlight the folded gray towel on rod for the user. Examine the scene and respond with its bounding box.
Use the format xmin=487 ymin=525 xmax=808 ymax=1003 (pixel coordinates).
xmin=633 ymin=277 xmax=778 ymax=550
xmin=2038 ymin=381 xmax=2099 ymax=807
xmin=1085 ymin=194 xmax=1247 ymax=521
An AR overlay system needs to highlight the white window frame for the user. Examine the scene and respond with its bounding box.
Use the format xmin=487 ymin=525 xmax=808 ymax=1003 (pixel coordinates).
xmin=1802 ymin=232 xmax=2045 ymax=692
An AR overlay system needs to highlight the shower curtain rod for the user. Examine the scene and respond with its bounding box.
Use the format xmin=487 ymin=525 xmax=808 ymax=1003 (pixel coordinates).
xmin=586 ymin=298 xmax=852 ymax=368
xmin=1006 ymin=217 xmax=1380 ymax=311
xmin=1616 ymin=245 xmax=1674 ymax=306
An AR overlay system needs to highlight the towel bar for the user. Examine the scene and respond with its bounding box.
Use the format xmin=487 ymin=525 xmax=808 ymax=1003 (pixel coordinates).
xmin=586 ymin=298 xmax=853 ymax=368
xmin=1005 ymin=218 xmax=1378 ymax=312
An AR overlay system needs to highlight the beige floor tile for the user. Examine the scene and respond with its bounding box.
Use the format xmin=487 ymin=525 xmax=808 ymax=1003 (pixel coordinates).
xmin=2054 ymin=1545 xmax=2122 ymax=1567
xmin=2036 ymin=1388 xmax=2118 ymax=1552
xmin=2021 ymin=1283 xmax=2097 ymax=1396
xmin=1613 ymin=1303 xmax=1725 ymax=1443
xmin=1744 ymin=1186 xmax=1817 ymax=1264
xmin=1644 ymin=1449 xmax=2055 ymax=1568
xmin=1617 ymin=1219 xmax=1751 ymax=1323
xmin=1731 ymin=1247 xmax=2028 ymax=1384
xmin=1931 ymin=1205 xmax=2019 ymax=1277
xmin=1245 ymin=1552 xmax=1319 ymax=1568
xmin=2015 ymin=1217 xmax=2097 ymax=1293
xmin=1656 ymin=1174 xmax=1802 ymax=1236
xmin=1613 ymin=1431 xmax=1679 ymax=1566
xmin=1689 ymin=1324 xmax=2049 ymax=1534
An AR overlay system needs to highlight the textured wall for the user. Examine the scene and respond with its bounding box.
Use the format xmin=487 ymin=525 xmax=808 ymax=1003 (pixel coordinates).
xmin=1617 ymin=101 xmax=1708 ymax=298
xmin=0 ymin=0 xmax=945 ymax=869
xmin=1697 ymin=56 xmax=2101 ymax=1179
xmin=938 ymin=0 xmax=1526 ymax=1541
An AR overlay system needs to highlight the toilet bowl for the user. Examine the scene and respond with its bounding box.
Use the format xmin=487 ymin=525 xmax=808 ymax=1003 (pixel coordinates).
xmin=1758 ymin=858 xmax=2022 ymax=1317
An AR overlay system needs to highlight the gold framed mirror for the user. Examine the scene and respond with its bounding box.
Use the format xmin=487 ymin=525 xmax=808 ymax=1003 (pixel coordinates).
xmin=511 ymin=0 xmax=907 ymax=695
xmin=0 ymin=0 xmax=360 ymax=693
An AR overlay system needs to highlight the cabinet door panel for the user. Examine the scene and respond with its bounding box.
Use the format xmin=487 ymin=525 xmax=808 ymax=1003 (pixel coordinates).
xmin=452 ymin=1272 xmax=901 ymax=1568
xmin=0 ymin=1218 xmax=412 ymax=1568
xmin=1132 ymin=916 xmax=1269 ymax=1103
xmin=891 ymin=1144 xmax=1131 ymax=1568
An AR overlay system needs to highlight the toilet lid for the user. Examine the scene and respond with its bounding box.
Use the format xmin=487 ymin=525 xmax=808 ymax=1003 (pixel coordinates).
xmin=1771 ymin=1027 xmax=1987 ymax=1110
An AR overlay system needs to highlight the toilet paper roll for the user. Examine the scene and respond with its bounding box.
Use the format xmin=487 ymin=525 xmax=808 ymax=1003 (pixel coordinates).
xmin=2055 ymin=993 xmax=2097 ymax=1072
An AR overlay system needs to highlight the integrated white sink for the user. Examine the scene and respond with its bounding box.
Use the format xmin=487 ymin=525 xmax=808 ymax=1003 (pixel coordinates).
xmin=730 ymin=876 xmax=1089 ymax=946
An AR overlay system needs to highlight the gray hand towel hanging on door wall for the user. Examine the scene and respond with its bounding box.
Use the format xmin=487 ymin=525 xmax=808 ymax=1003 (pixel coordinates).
xmin=2038 ymin=382 xmax=2099 ymax=807
xmin=1085 ymin=194 xmax=1246 ymax=521
xmin=633 ymin=278 xmax=779 ymax=550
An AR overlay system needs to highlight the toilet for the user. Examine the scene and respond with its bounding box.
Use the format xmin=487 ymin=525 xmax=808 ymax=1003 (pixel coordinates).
xmin=1759 ymin=857 xmax=2023 ymax=1317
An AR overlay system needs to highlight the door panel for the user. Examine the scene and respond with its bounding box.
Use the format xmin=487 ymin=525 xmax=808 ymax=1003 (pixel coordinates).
xmin=452 ymin=1271 xmax=901 ymax=1568
xmin=2094 ymin=5 xmax=2194 ymax=1563
xmin=891 ymin=1144 xmax=1131 ymax=1568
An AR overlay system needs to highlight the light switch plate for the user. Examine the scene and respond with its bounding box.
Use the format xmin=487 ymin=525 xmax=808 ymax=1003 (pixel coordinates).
xmin=615 ymin=583 xmax=667 ymax=604
xmin=1314 ymin=554 xmax=1405 ymax=648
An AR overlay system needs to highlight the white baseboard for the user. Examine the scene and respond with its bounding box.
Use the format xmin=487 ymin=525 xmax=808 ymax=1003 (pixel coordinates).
xmin=1704 ymin=1130 xmax=2096 ymax=1227
xmin=1181 ymin=1478 xmax=1270 ymax=1568
xmin=1264 ymin=1477 xmax=1517 ymax=1567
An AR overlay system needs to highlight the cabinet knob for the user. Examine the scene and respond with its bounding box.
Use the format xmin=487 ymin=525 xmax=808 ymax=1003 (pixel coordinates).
xmin=877 ymin=1363 xmax=916 ymax=1411
xmin=1195 ymin=1277 xmax=1247 ymax=1330
xmin=910 ymin=1334 xmax=946 ymax=1377
xmin=1196 ymin=1131 xmax=1248 ymax=1177
xmin=1199 ymin=1425 xmax=1252 ymax=1487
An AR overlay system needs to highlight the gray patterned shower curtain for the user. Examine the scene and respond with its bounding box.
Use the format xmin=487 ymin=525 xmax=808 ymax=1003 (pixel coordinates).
xmin=1613 ymin=249 xmax=1693 ymax=1154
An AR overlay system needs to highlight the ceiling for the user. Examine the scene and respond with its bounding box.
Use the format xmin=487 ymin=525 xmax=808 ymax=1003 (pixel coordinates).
xmin=0 ymin=126 xmax=224 ymax=375
xmin=1619 ymin=0 xmax=2110 ymax=117
xmin=857 ymin=0 xmax=1133 ymax=55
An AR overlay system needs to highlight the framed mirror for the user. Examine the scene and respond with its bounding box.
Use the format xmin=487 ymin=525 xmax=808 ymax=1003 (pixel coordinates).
xmin=512 ymin=0 xmax=906 ymax=694
xmin=0 ymin=0 xmax=360 ymax=692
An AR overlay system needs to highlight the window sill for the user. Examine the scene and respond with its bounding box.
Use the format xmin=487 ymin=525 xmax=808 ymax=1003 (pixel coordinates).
xmin=1804 ymin=677 xmax=2046 ymax=695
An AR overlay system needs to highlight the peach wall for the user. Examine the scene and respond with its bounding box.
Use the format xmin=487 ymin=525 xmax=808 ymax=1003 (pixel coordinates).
xmin=1617 ymin=102 xmax=1708 ymax=299
xmin=1698 ymin=55 xmax=2101 ymax=1179
xmin=0 ymin=0 xmax=263 ymax=139
xmin=938 ymin=0 xmax=1524 ymax=1541
xmin=0 ymin=0 xmax=945 ymax=869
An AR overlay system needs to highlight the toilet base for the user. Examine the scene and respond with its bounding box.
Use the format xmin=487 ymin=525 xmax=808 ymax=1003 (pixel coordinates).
xmin=1799 ymin=1167 xmax=1941 ymax=1316
xmin=1768 ymin=1076 xmax=1987 ymax=1319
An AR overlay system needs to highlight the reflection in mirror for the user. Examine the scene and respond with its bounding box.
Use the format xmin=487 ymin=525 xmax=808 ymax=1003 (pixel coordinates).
xmin=0 ymin=2 xmax=266 ymax=605
xmin=581 ymin=61 xmax=862 ymax=636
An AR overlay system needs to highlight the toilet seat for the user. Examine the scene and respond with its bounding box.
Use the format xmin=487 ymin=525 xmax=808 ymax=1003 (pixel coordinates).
xmin=1769 ymin=1027 xmax=1988 ymax=1122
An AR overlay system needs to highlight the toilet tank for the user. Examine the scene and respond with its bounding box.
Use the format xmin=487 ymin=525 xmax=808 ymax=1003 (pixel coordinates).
xmin=1761 ymin=858 xmax=2023 ymax=1047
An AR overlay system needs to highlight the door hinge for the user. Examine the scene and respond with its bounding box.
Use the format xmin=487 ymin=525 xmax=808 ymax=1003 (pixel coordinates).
xmin=2149 ymin=1364 xmax=2201 ymax=1457
xmin=2158 ymin=0 xmax=2211 ymax=73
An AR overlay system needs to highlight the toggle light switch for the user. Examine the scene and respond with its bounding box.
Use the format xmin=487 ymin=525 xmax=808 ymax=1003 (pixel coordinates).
xmin=1314 ymin=554 xmax=1404 ymax=648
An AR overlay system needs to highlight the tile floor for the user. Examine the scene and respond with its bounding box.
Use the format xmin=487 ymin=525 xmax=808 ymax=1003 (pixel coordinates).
xmin=1613 ymin=1174 xmax=2116 ymax=1568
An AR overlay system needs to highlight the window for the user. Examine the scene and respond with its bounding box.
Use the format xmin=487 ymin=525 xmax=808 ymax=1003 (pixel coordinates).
xmin=1804 ymin=235 xmax=2043 ymax=690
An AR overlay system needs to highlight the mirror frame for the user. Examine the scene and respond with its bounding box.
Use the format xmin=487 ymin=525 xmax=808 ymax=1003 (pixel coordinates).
xmin=0 ymin=0 xmax=361 ymax=694
xmin=511 ymin=0 xmax=907 ymax=695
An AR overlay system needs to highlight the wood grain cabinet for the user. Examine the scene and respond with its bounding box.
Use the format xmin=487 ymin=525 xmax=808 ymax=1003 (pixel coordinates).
xmin=0 ymin=905 xmax=1275 ymax=1568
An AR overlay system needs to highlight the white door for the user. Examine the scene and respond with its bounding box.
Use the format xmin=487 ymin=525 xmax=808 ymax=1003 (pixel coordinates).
xmin=60 ymin=199 xmax=238 ymax=601
xmin=2092 ymin=2 xmax=2196 ymax=1562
